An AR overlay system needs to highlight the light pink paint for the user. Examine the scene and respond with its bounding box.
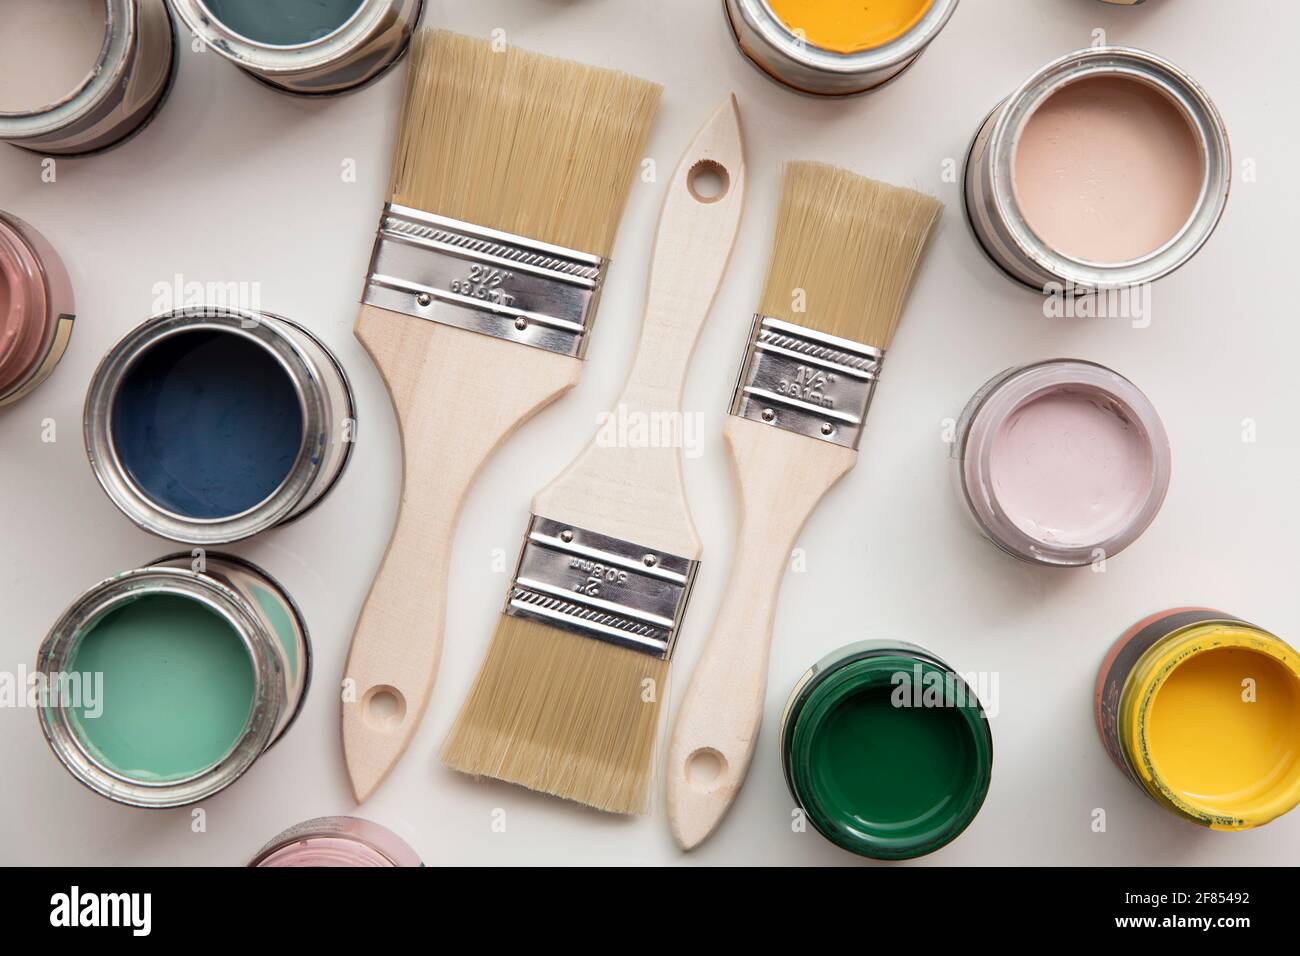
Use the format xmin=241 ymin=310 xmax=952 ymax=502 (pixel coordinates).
xmin=256 ymin=837 xmax=396 ymax=867
xmin=0 ymin=0 xmax=106 ymax=113
xmin=988 ymin=387 xmax=1154 ymax=547
xmin=250 ymin=816 xmax=421 ymax=867
xmin=1013 ymin=75 xmax=1203 ymax=263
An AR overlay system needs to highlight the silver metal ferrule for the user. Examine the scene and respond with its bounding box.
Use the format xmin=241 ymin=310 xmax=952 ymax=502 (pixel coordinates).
xmin=363 ymin=204 xmax=608 ymax=359
xmin=729 ymin=315 xmax=883 ymax=449
xmin=504 ymin=516 xmax=699 ymax=660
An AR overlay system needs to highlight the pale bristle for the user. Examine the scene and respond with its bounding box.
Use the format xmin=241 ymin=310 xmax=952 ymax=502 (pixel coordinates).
xmin=389 ymin=30 xmax=661 ymax=257
xmin=442 ymin=616 xmax=667 ymax=815
xmin=758 ymin=161 xmax=942 ymax=348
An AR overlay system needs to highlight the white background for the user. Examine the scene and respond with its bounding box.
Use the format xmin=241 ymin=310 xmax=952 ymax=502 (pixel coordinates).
xmin=2 ymin=0 xmax=1297 ymax=866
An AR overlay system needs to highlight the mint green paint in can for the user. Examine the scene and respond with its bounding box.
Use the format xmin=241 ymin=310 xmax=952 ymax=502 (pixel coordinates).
xmin=37 ymin=554 xmax=310 ymax=808
xmin=780 ymin=641 xmax=993 ymax=860
xmin=68 ymin=594 xmax=255 ymax=782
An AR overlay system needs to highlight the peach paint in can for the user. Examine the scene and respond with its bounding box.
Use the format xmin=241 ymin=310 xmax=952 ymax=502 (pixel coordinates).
xmin=963 ymin=47 xmax=1229 ymax=293
xmin=0 ymin=212 xmax=75 ymax=407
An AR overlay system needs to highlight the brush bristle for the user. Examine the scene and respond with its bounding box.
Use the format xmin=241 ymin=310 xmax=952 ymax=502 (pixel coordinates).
xmin=758 ymin=161 xmax=942 ymax=349
xmin=389 ymin=30 xmax=661 ymax=257
xmin=442 ymin=616 xmax=667 ymax=815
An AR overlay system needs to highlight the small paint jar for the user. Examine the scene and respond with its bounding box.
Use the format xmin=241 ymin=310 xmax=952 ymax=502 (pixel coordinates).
xmin=1096 ymin=609 xmax=1300 ymax=830
xmin=780 ymin=641 xmax=993 ymax=860
xmin=952 ymin=359 xmax=1170 ymax=568
xmin=722 ymin=0 xmax=959 ymax=97
xmin=250 ymin=817 xmax=422 ymax=867
xmin=0 ymin=0 xmax=176 ymax=156
xmin=0 ymin=212 xmax=75 ymax=407
xmin=37 ymin=552 xmax=310 ymax=808
xmin=963 ymin=47 xmax=1230 ymax=292
xmin=169 ymin=0 xmax=422 ymax=96
xmin=84 ymin=307 xmax=356 ymax=545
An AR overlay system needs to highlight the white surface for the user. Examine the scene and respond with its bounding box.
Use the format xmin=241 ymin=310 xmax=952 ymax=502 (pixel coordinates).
xmin=2 ymin=0 xmax=1297 ymax=866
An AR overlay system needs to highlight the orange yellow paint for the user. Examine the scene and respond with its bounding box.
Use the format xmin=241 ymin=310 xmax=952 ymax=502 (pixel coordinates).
xmin=1126 ymin=626 xmax=1300 ymax=829
xmin=767 ymin=0 xmax=934 ymax=54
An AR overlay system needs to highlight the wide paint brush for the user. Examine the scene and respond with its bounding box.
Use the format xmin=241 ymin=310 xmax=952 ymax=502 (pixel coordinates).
xmin=342 ymin=30 xmax=660 ymax=802
xmin=667 ymin=162 xmax=942 ymax=848
xmin=442 ymin=97 xmax=746 ymax=815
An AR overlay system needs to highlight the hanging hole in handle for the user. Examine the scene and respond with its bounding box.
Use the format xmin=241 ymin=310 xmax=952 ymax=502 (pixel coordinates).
xmin=687 ymin=747 xmax=727 ymax=790
xmin=688 ymin=160 xmax=730 ymax=204
xmin=363 ymin=685 xmax=407 ymax=730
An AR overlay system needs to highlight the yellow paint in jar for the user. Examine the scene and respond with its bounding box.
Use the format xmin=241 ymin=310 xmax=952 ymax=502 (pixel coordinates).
xmin=766 ymin=0 xmax=935 ymax=54
xmin=1123 ymin=624 xmax=1300 ymax=829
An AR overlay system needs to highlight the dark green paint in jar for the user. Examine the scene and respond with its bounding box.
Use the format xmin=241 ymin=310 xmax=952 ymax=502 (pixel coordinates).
xmin=780 ymin=641 xmax=993 ymax=860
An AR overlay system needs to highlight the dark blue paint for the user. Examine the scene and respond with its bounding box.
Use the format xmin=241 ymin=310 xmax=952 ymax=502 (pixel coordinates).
xmin=111 ymin=330 xmax=304 ymax=519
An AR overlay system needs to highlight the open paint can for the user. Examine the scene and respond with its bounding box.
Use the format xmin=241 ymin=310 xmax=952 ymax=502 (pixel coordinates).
xmin=722 ymin=0 xmax=958 ymax=96
xmin=1096 ymin=609 xmax=1300 ymax=830
xmin=0 ymin=0 xmax=176 ymax=156
xmin=0 ymin=212 xmax=75 ymax=407
xmin=963 ymin=47 xmax=1229 ymax=292
xmin=780 ymin=641 xmax=993 ymax=860
xmin=952 ymin=359 xmax=1170 ymax=567
xmin=37 ymin=553 xmax=310 ymax=808
xmin=168 ymin=0 xmax=422 ymax=96
xmin=250 ymin=817 xmax=422 ymax=866
xmin=84 ymin=307 xmax=355 ymax=545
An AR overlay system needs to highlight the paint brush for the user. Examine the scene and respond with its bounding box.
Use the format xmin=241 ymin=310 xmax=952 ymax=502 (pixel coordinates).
xmin=666 ymin=162 xmax=942 ymax=849
xmin=342 ymin=30 xmax=660 ymax=802
xmin=441 ymin=97 xmax=747 ymax=815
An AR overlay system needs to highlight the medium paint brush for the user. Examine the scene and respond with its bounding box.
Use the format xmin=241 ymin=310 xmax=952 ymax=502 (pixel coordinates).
xmin=342 ymin=30 xmax=660 ymax=802
xmin=442 ymin=97 xmax=747 ymax=815
xmin=666 ymin=161 xmax=942 ymax=848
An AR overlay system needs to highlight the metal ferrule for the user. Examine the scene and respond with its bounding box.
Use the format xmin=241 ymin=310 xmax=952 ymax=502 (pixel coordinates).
xmin=363 ymin=204 xmax=608 ymax=359
xmin=37 ymin=553 xmax=310 ymax=809
xmin=168 ymin=0 xmax=422 ymax=96
xmin=0 ymin=0 xmax=176 ymax=156
xmin=504 ymin=516 xmax=699 ymax=660
xmin=729 ymin=315 xmax=882 ymax=450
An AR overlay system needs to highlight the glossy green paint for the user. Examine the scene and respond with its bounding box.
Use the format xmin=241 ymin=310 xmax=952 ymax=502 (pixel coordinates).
xmin=782 ymin=647 xmax=993 ymax=860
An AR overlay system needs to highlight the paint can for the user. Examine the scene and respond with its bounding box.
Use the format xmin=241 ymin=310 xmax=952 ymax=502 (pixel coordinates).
xmin=84 ymin=307 xmax=356 ymax=545
xmin=168 ymin=0 xmax=422 ymax=96
xmin=250 ymin=817 xmax=422 ymax=866
xmin=952 ymin=359 xmax=1170 ymax=568
xmin=721 ymin=0 xmax=959 ymax=97
xmin=1095 ymin=609 xmax=1300 ymax=830
xmin=780 ymin=641 xmax=993 ymax=860
xmin=963 ymin=47 xmax=1230 ymax=292
xmin=0 ymin=0 xmax=176 ymax=156
xmin=37 ymin=552 xmax=310 ymax=808
xmin=0 ymin=212 xmax=75 ymax=407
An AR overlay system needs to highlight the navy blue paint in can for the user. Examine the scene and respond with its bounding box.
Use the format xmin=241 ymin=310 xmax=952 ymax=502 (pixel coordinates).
xmin=85 ymin=308 xmax=355 ymax=544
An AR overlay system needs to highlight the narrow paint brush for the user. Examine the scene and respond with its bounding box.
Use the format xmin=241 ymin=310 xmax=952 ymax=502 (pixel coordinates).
xmin=342 ymin=30 xmax=660 ymax=802
xmin=666 ymin=162 xmax=942 ymax=848
xmin=442 ymin=97 xmax=747 ymax=815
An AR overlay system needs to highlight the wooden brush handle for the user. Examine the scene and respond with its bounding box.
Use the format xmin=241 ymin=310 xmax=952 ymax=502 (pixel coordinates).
xmin=534 ymin=95 xmax=746 ymax=557
xmin=667 ymin=416 xmax=856 ymax=849
xmin=342 ymin=306 xmax=580 ymax=802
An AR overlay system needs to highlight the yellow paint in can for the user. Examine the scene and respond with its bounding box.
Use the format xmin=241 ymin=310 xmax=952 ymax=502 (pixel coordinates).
xmin=1120 ymin=624 xmax=1300 ymax=829
xmin=766 ymin=0 xmax=935 ymax=54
